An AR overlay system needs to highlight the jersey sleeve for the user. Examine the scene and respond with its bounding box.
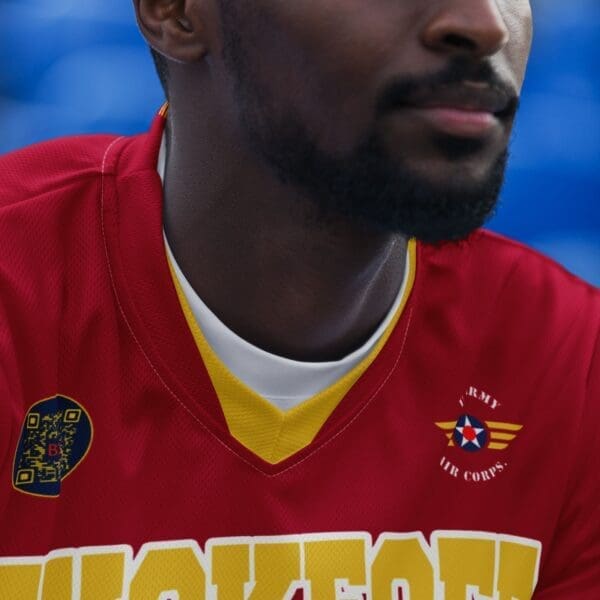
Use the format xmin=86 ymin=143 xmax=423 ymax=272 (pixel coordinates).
xmin=533 ymin=322 xmax=600 ymax=598
xmin=0 ymin=133 xmax=117 ymax=508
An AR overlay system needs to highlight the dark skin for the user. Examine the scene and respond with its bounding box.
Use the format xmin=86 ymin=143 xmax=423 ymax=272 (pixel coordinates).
xmin=134 ymin=0 xmax=532 ymax=361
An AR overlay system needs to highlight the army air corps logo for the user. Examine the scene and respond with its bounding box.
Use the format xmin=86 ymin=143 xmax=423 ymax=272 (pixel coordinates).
xmin=435 ymin=386 xmax=522 ymax=483
xmin=436 ymin=414 xmax=522 ymax=452
xmin=12 ymin=395 xmax=93 ymax=497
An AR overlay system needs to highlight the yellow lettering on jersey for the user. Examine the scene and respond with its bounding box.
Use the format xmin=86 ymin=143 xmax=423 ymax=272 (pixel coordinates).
xmin=249 ymin=541 xmax=301 ymax=599
xmin=304 ymin=536 xmax=367 ymax=599
xmin=434 ymin=533 xmax=496 ymax=600
xmin=129 ymin=541 xmax=206 ymax=599
xmin=41 ymin=551 xmax=74 ymax=600
xmin=0 ymin=560 xmax=42 ymax=599
xmin=209 ymin=542 xmax=250 ymax=600
xmin=371 ymin=533 xmax=435 ymax=600
xmin=497 ymin=537 xmax=541 ymax=600
xmin=1 ymin=530 xmax=542 ymax=598
xmin=80 ymin=546 xmax=130 ymax=600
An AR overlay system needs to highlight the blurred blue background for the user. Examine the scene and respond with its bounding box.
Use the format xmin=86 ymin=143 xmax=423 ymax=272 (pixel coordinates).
xmin=0 ymin=0 xmax=598 ymax=285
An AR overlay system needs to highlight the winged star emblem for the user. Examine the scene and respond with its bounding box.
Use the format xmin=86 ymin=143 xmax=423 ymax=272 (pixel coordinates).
xmin=435 ymin=414 xmax=522 ymax=452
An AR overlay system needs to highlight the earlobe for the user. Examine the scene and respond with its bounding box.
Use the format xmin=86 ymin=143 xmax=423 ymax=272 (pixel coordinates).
xmin=134 ymin=0 xmax=208 ymax=63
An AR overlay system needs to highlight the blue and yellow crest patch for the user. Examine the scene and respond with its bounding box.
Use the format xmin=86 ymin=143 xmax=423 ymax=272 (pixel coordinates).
xmin=12 ymin=395 xmax=93 ymax=497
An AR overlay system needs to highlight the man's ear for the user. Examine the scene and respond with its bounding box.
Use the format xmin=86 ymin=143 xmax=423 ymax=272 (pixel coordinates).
xmin=134 ymin=0 xmax=209 ymax=63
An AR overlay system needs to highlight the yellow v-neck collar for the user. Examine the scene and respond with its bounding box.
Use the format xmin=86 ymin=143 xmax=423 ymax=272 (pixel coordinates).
xmin=167 ymin=239 xmax=416 ymax=464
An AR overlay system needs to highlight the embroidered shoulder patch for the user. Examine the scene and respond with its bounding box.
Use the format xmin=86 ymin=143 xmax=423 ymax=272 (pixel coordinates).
xmin=12 ymin=395 xmax=93 ymax=497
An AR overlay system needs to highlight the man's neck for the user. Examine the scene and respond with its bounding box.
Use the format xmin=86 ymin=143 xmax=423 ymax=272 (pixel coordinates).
xmin=162 ymin=116 xmax=408 ymax=362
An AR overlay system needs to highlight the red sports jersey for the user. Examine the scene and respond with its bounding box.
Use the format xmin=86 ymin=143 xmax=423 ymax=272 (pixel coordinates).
xmin=0 ymin=110 xmax=598 ymax=599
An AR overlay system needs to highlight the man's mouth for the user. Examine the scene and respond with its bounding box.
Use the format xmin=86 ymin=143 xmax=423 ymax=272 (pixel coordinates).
xmin=397 ymin=105 xmax=499 ymax=138
xmin=383 ymin=82 xmax=517 ymax=138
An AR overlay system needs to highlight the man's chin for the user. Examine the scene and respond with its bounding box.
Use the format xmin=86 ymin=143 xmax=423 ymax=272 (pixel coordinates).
xmin=339 ymin=154 xmax=507 ymax=242
xmin=398 ymin=153 xmax=507 ymax=192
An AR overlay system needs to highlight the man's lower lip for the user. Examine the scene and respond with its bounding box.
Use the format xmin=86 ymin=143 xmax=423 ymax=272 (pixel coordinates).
xmin=399 ymin=107 xmax=499 ymax=137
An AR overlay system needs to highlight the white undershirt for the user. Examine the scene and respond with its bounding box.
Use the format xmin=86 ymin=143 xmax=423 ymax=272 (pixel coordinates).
xmin=158 ymin=134 xmax=409 ymax=410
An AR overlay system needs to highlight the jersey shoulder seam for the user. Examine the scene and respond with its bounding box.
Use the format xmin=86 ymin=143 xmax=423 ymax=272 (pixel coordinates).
xmin=477 ymin=229 xmax=600 ymax=296
xmin=0 ymin=136 xmax=125 ymax=212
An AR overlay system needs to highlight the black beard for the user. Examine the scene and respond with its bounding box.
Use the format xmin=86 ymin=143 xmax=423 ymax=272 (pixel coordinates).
xmin=219 ymin=3 xmax=510 ymax=243
xmin=242 ymin=109 xmax=508 ymax=242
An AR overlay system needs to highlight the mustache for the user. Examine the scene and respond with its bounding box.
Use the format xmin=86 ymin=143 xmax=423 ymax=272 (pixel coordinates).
xmin=376 ymin=57 xmax=520 ymax=119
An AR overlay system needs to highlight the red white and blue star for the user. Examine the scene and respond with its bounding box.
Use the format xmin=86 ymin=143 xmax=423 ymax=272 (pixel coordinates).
xmin=452 ymin=414 xmax=488 ymax=452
